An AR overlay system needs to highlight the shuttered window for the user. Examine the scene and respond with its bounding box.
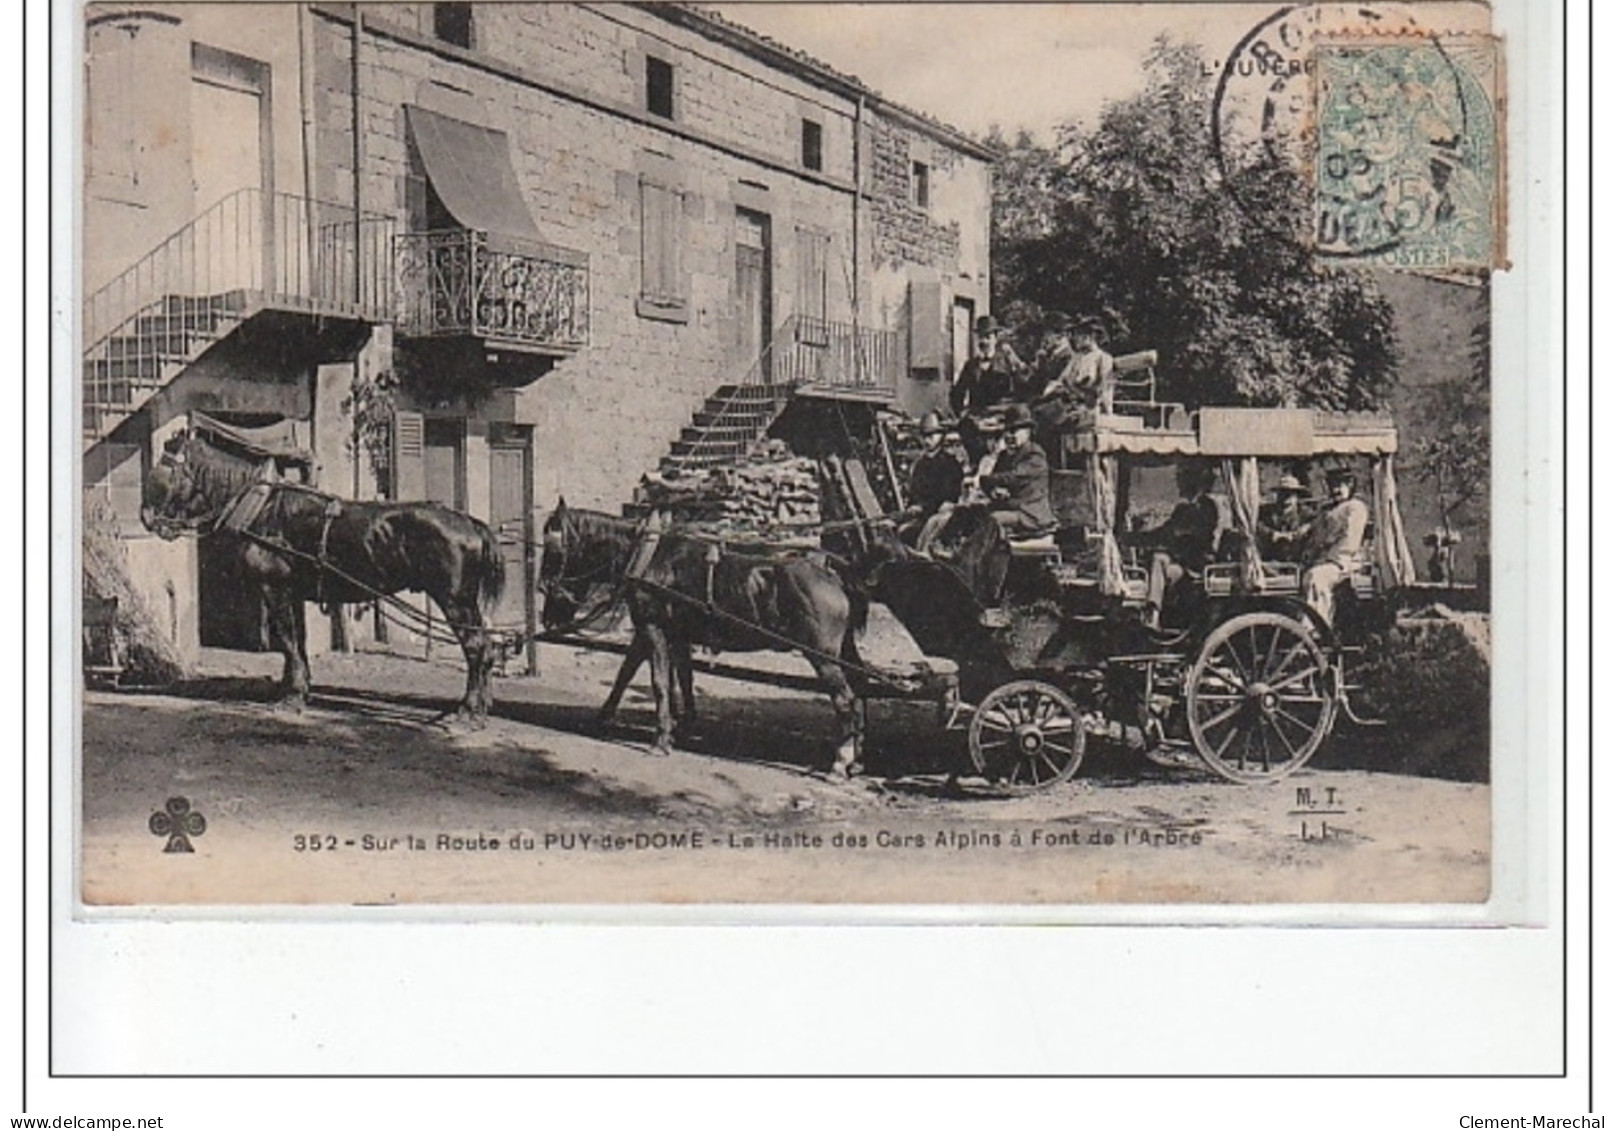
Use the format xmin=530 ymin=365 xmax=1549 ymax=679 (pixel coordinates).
xmin=795 ymin=227 xmax=830 ymax=345
xmin=638 ymin=178 xmax=688 ymax=321
xmin=392 ymin=411 xmax=425 ymax=501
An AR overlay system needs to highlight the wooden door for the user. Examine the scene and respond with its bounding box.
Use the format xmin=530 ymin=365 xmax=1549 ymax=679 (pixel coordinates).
xmin=191 ymin=47 xmax=269 ymax=295
xmin=734 ymin=210 xmax=772 ymax=382
xmin=951 ymin=298 xmax=975 ymax=386
xmin=423 ymin=418 xmax=465 ymax=510
xmin=487 ymin=434 xmax=531 ymax=631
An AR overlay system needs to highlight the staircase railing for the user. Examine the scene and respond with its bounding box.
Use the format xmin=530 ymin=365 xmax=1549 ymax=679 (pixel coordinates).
xmin=83 ymin=188 xmax=396 ymax=358
xmin=670 ymin=313 xmax=907 ymax=465
xmin=779 ymin=315 xmax=906 ymax=393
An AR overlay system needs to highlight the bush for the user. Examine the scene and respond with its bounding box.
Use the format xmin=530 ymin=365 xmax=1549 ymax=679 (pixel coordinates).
xmin=1344 ymin=612 xmax=1490 ymax=782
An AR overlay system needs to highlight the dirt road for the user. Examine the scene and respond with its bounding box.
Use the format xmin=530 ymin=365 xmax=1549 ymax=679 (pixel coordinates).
xmin=79 ymin=644 xmax=1490 ymax=907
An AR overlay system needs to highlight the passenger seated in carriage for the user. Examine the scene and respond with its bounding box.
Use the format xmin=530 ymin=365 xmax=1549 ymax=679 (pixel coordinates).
xmin=899 ymin=412 xmax=965 ymax=554
xmin=1257 ymin=474 xmax=1312 ymax=561
xmin=973 ymin=403 xmax=1055 ymax=628
xmin=1300 ymin=467 xmax=1370 ymax=626
xmin=1131 ymin=462 xmax=1220 ymax=631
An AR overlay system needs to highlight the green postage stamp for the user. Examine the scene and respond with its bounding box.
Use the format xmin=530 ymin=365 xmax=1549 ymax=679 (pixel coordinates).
xmin=1313 ymin=37 xmax=1503 ymax=272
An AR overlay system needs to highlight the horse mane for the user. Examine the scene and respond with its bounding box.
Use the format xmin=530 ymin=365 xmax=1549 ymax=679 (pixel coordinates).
xmin=184 ymin=433 xmax=273 ymax=505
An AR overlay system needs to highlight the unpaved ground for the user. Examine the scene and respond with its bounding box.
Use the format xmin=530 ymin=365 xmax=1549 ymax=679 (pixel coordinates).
xmin=79 ymin=640 xmax=1490 ymax=906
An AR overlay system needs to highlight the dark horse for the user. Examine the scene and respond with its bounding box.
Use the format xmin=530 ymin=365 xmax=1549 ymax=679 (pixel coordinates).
xmin=141 ymin=428 xmax=506 ymax=722
xmin=538 ymin=501 xmax=869 ymax=776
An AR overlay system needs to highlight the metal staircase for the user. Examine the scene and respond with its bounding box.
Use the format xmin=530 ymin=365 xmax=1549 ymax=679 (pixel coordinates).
xmin=82 ymin=188 xmax=394 ymax=444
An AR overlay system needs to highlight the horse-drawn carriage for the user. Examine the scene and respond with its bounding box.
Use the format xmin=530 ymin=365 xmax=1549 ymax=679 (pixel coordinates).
xmin=875 ymin=403 xmax=1423 ymax=788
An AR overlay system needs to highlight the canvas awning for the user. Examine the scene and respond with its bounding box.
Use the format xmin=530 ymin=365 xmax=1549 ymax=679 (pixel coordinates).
xmin=190 ymin=411 xmax=312 ymax=464
xmin=405 ymin=105 xmax=541 ymax=248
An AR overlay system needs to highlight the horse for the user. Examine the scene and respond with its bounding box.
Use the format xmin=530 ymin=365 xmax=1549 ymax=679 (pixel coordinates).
xmin=538 ymin=501 xmax=869 ymax=777
xmin=141 ymin=428 xmax=506 ymax=723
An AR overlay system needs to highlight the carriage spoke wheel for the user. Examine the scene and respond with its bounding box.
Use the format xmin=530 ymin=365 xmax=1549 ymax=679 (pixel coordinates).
xmin=967 ymin=680 xmax=1085 ymax=791
xmin=1187 ymin=612 xmax=1337 ymax=784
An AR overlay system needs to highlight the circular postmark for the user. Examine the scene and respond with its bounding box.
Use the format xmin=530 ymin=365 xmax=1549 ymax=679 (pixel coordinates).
xmin=1210 ymin=3 xmax=1478 ymax=258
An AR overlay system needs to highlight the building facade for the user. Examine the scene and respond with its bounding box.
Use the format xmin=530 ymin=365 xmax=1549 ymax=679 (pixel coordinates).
xmin=82 ymin=2 xmax=994 ymax=661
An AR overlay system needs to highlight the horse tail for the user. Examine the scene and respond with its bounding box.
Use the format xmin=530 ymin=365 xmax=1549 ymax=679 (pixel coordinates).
xmin=477 ymin=519 xmax=507 ymax=617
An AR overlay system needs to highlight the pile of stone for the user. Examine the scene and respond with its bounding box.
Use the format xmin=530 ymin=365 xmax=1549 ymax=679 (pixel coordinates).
xmin=635 ymin=439 xmax=821 ymax=544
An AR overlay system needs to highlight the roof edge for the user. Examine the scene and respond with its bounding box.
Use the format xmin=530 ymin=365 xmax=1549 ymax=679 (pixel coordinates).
xmin=636 ymin=3 xmax=998 ymax=162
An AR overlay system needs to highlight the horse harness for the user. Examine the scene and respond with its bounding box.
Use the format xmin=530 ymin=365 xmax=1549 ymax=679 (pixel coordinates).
xmin=215 ymin=479 xmax=345 ymax=609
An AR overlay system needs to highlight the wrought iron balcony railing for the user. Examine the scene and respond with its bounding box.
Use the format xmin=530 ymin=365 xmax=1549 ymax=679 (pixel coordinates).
xmin=394 ymin=229 xmax=590 ymax=352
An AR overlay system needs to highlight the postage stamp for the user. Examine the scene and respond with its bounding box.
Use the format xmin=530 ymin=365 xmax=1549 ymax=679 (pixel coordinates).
xmin=1313 ymin=37 xmax=1504 ymax=270
xmin=71 ymin=2 xmax=1507 ymax=912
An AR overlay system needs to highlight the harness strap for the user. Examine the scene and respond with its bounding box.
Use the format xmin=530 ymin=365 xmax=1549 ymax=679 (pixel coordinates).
xmin=316 ymin=498 xmax=342 ymax=608
xmin=704 ymin=542 xmax=721 ymax=609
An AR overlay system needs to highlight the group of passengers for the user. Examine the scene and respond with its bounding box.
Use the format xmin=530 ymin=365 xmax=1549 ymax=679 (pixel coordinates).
xmin=898 ymin=315 xmax=1371 ymax=630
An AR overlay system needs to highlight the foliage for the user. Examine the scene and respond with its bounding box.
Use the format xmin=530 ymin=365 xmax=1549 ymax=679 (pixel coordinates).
xmin=1411 ymin=299 xmax=1490 ymax=527
xmin=341 ymin=367 xmax=398 ymax=491
xmin=989 ymin=38 xmax=1398 ymax=410
xmin=1348 ymin=614 xmax=1489 ymax=782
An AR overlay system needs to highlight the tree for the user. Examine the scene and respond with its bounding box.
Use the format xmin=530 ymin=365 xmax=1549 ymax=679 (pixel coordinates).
xmin=991 ymin=39 xmax=1398 ymax=411
xmin=1412 ymin=294 xmax=1490 ymax=532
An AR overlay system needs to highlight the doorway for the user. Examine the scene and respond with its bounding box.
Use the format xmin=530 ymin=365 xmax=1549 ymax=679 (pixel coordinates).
xmin=950 ymin=297 xmax=976 ymax=388
xmin=487 ymin=425 xmax=533 ymax=634
xmin=734 ymin=209 xmax=772 ymax=382
xmin=190 ymin=43 xmax=272 ymax=295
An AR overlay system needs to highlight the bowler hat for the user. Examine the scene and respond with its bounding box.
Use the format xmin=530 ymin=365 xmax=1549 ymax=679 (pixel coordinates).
xmin=918 ymin=411 xmax=945 ymax=435
xmin=1275 ymin=474 xmax=1307 ymax=495
xmin=975 ymin=315 xmax=1001 ymax=336
xmin=1325 ymin=466 xmax=1357 ymax=485
xmin=1043 ymin=312 xmax=1073 ymax=334
xmin=1001 ymin=403 xmax=1035 ymax=430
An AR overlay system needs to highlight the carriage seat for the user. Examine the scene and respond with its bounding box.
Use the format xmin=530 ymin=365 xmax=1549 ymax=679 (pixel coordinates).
xmin=1006 ymin=531 xmax=1060 ymax=560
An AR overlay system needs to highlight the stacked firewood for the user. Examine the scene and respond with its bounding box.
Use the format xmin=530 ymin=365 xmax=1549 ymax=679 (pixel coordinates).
xmin=635 ymin=440 xmax=822 ymax=544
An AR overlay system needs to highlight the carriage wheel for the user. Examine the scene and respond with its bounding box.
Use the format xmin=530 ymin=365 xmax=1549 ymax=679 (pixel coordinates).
xmin=967 ymin=680 xmax=1086 ymax=790
xmin=1186 ymin=612 xmax=1337 ymax=783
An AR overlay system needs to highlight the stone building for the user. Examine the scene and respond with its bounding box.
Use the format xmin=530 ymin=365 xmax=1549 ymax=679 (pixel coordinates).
xmin=81 ymin=2 xmax=994 ymax=662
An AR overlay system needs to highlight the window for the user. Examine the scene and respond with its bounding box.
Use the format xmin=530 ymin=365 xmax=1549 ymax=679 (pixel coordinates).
xmin=433 ymin=4 xmax=474 ymax=49
xmin=638 ymin=178 xmax=687 ymax=321
xmin=645 ymin=55 xmax=675 ymax=119
xmin=800 ymin=119 xmax=823 ymax=172
xmin=911 ymin=161 xmax=930 ymax=209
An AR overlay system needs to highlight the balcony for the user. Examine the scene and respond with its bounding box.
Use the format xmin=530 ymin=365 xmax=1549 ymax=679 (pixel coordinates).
xmin=394 ymin=229 xmax=589 ymax=355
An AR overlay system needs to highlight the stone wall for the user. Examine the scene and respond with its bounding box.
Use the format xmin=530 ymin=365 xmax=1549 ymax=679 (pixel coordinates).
xmin=311 ymin=4 xmax=871 ymax=512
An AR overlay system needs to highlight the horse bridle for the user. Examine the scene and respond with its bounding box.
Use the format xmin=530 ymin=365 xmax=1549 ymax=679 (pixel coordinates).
xmin=147 ymin=444 xmax=267 ymax=539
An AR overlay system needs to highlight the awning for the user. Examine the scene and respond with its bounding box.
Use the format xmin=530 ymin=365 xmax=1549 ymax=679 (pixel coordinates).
xmin=191 ymin=411 xmax=312 ymax=464
xmin=405 ymin=105 xmax=541 ymax=247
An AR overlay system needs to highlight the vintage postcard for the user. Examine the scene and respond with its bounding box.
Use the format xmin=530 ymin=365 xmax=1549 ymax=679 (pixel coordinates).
xmin=74 ymin=0 xmax=1510 ymax=910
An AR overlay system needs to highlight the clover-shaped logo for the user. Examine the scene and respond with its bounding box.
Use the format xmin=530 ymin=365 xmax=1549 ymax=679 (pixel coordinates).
xmin=149 ymin=796 xmax=207 ymax=854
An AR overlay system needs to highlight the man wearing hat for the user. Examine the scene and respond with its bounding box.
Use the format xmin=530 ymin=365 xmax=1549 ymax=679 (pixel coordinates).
xmin=977 ymin=403 xmax=1055 ymax=538
xmin=900 ymin=412 xmax=965 ymax=551
xmin=1301 ymin=467 xmax=1370 ymax=626
xmin=1258 ymin=473 xmax=1312 ymax=561
xmin=971 ymin=403 xmax=1055 ymax=627
xmin=950 ymin=314 xmax=1029 ymax=418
